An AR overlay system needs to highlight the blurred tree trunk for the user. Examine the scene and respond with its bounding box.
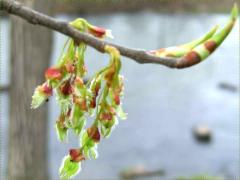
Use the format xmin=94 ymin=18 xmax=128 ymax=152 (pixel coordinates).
xmin=8 ymin=0 xmax=53 ymax=179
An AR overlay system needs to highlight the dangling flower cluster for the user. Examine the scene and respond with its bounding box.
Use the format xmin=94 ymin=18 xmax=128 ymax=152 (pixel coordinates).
xmin=31 ymin=5 xmax=238 ymax=179
xmin=31 ymin=19 xmax=126 ymax=179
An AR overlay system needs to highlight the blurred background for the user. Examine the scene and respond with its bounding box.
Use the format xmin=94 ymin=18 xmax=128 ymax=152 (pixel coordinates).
xmin=0 ymin=0 xmax=239 ymax=179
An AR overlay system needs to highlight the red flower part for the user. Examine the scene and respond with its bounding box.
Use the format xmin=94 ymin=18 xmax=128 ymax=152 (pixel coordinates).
xmin=45 ymin=67 xmax=62 ymax=80
xmin=87 ymin=126 xmax=100 ymax=143
xmin=114 ymin=94 xmax=120 ymax=105
xmin=90 ymin=96 xmax=96 ymax=108
xmin=60 ymin=81 xmax=73 ymax=96
xmin=41 ymin=83 xmax=53 ymax=96
xmin=89 ymin=26 xmax=106 ymax=38
xmin=69 ymin=149 xmax=85 ymax=162
xmin=94 ymin=82 xmax=101 ymax=96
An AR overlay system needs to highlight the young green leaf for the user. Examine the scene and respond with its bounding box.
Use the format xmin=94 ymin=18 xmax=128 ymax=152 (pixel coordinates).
xmin=31 ymin=83 xmax=52 ymax=109
xmin=31 ymin=88 xmax=48 ymax=109
xmin=55 ymin=121 xmax=68 ymax=142
xmin=59 ymin=156 xmax=81 ymax=179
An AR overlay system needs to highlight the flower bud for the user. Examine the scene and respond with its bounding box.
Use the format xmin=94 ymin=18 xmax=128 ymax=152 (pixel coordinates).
xmin=40 ymin=82 xmax=53 ymax=96
xmin=45 ymin=67 xmax=62 ymax=80
xmin=88 ymin=26 xmax=113 ymax=39
xmin=90 ymin=96 xmax=96 ymax=108
xmin=94 ymin=81 xmax=101 ymax=95
xmin=60 ymin=80 xmax=73 ymax=96
xmin=87 ymin=126 xmax=100 ymax=143
xmin=114 ymin=94 xmax=120 ymax=105
xmin=69 ymin=149 xmax=85 ymax=162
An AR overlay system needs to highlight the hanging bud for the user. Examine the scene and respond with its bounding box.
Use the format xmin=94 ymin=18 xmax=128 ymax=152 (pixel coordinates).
xmin=60 ymin=80 xmax=73 ymax=96
xmin=94 ymin=81 xmax=101 ymax=96
xmin=87 ymin=126 xmax=100 ymax=143
xmin=90 ymin=96 xmax=97 ymax=108
xmin=114 ymin=94 xmax=120 ymax=105
xmin=69 ymin=149 xmax=85 ymax=162
xmin=45 ymin=67 xmax=62 ymax=80
xmin=41 ymin=82 xmax=53 ymax=96
xmin=31 ymin=82 xmax=53 ymax=109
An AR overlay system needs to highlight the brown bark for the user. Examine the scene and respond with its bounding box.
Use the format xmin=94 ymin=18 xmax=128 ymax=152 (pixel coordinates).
xmin=8 ymin=0 xmax=52 ymax=179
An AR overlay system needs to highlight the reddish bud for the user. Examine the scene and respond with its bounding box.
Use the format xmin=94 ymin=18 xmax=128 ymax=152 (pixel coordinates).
xmin=87 ymin=126 xmax=100 ymax=143
xmin=94 ymin=82 xmax=101 ymax=96
xmin=90 ymin=96 xmax=96 ymax=108
xmin=89 ymin=26 xmax=106 ymax=38
xmin=60 ymin=81 xmax=73 ymax=96
xmin=41 ymin=83 xmax=53 ymax=96
xmin=114 ymin=94 xmax=120 ymax=105
xmin=45 ymin=67 xmax=62 ymax=80
xmin=69 ymin=149 xmax=85 ymax=162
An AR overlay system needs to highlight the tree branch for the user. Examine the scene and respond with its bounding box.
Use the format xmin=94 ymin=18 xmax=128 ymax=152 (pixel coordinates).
xmin=0 ymin=0 xmax=214 ymax=68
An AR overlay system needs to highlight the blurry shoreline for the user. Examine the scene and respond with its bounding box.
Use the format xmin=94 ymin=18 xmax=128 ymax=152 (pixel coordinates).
xmin=0 ymin=0 xmax=238 ymax=17
xmin=55 ymin=0 xmax=238 ymax=15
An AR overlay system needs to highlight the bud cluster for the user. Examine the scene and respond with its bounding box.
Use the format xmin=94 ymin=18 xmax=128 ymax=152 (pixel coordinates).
xmin=31 ymin=19 xmax=126 ymax=179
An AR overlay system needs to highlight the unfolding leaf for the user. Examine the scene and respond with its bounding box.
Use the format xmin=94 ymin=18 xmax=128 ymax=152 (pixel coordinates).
xmin=31 ymin=86 xmax=48 ymax=109
xmin=55 ymin=121 xmax=68 ymax=142
xmin=59 ymin=156 xmax=81 ymax=179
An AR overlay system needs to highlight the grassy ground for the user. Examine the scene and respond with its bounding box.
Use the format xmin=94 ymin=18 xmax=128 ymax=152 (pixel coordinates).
xmin=54 ymin=0 xmax=238 ymax=14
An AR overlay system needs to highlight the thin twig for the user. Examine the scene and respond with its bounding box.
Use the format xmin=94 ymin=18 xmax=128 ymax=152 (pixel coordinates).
xmin=1 ymin=0 xmax=207 ymax=68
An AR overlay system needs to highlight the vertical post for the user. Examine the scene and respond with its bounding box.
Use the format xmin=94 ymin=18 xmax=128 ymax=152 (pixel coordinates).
xmin=8 ymin=0 xmax=53 ymax=179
